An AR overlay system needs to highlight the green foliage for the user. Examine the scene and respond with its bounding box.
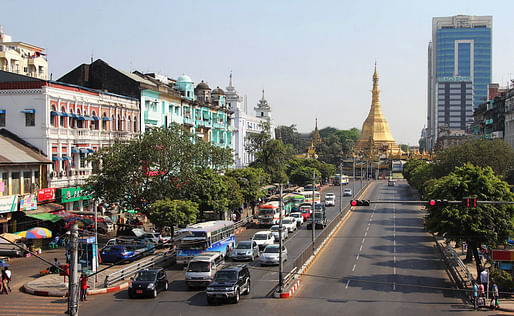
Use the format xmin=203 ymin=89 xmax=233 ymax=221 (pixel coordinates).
xmin=86 ymin=123 xmax=233 ymax=214
xmin=250 ymin=139 xmax=290 ymax=184
xmin=403 ymin=159 xmax=433 ymax=193
xmin=490 ymin=268 xmax=514 ymax=291
xmin=433 ymin=139 xmax=514 ymax=179
xmin=285 ymin=158 xmax=335 ymax=185
xmin=245 ymin=122 xmax=272 ymax=155
xmin=289 ymin=166 xmax=319 ymax=186
xmin=224 ymin=167 xmax=269 ymax=203
xmin=275 ymin=125 xmax=309 ymax=154
xmin=424 ymin=163 xmax=514 ymax=272
xmin=223 ymin=176 xmax=244 ymax=211
xmin=149 ymin=199 xmax=199 ymax=234
xmin=400 ymin=144 xmax=409 ymax=152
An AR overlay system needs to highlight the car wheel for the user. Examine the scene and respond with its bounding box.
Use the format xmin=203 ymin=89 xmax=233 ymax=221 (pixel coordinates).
xmin=128 ymin=292 xmax=134 ymax=299
xmin=207 ymin=296 xmax=215 ymax=305
xmin=164 ymin=282 xmax=168 ymax=291
xmin=233 ymin=288 xmax=240 ymax=303
xmin=244 ymin=280 xmax=250 ymax=295
xmin=152 ymin=288 xmax=157 ymax=298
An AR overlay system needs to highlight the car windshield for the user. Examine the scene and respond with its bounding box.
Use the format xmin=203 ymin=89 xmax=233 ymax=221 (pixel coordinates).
xmin=187 ymin=261 xmax=211 ymax=272
xmin=214 ymin=270 xmax=237 ymax=282
xmin=264 ymin=246 xmax=280 ymax=253
xmin=326 ymin=197 xmax=334 ymax=201
xmin=314 ymin=213 xmax=324 ymax=219
xmin=236 ymin=243 xmax=251 ymax=249
xmin=253 ymin=234 xmax=268 ymax=240
xmin=271 ymin=226 xmax=280 ymax=232
xmin=134 ymin=270 xmax=157 ymax=281
xmin=344 ymin=189 xmax=351 ymax=193
xmin=259 ymin=209 xmax=274 ymax=215
xmin=283 ymin=219 xmax=294 ymax=224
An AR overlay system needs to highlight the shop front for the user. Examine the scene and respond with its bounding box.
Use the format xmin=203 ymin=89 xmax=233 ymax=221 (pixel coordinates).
xmin=0 ymin=195 xmax=17 ymax=233
xmin=60 ymin=187 xmax=93 ymax=212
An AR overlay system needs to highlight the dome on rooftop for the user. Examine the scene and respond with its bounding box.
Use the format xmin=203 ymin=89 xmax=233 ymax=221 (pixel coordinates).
xmin=176 ymin=74 xmax=193 ymax=83
xmin=196 ymin=80 xmax=210 ymax=90
xmin=212 ymin=86 xmax=225 ymax=95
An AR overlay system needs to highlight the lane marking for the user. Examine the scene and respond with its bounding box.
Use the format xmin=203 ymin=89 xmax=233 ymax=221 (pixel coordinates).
xmin=356 ymin=254 xmax=359 ymax=261
xmin=364 ymin=231 xmax=367 ymax=237
xmin=345 ymin=280 xmax=350 ymax=288
xmin=359 ymin=244 xmax=363 ymax=252
xmin=352 ymin=264 xmax=356 ymax=271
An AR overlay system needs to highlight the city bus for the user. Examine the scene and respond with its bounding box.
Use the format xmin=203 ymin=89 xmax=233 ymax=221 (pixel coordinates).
xmin=300 ymin=191 xmax=321 ymax=204
xmin=175 ymin=220 xmax=235 ymax=265
xmin=340 ymin=175 xmax=349 ymax=185
xmin=257 ymin=201 xmax=285 ymax=227
xmin=292 ymin=194 xmax=305 ymax=212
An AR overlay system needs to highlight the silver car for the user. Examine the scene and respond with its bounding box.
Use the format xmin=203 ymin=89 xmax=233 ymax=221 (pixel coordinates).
xmin=259 ymin=244 xmax=287 ymax=266
xmin=232 ymin=240 xmax=259 ymax=261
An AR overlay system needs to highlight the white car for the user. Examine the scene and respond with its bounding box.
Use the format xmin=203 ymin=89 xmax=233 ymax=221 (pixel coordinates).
xmin=270 ymin=225 xmax=288 ymax=242
xmin=259 ymin=244 xmax=287 ymax=266
xmin=343 ymin=188 xmax=352 ymax=196
xmin=325 ymin=193 xmax=336 ymax=199
xmin=282 ymin=217 xmax=297 ymax=233
xmin=289 ymin=212 xmax=304 ymax=226
xmin=325 ymin=197 xmax=335 ymax=207
xmin=252 ymin=231 xmax=275 ymax=251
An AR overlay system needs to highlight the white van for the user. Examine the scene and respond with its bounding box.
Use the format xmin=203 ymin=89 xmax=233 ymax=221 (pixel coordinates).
xmin=185 ymin=252 xmax=225 ymax=288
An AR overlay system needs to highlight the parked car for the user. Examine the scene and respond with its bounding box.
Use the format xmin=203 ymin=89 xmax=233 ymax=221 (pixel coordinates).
xmin=270 ymin=225 xmax=288 ymax=242
xmin=307 ymin=211 xmax=327 ymax=229
xmin=259 ymin=244 xmax=287 ymax=266
xmin=289 ymin=212 xmax=304 ymax=226
xmin=100 ymin=245 xmax=136 ymax=263
xmin=185 ymin=252 xmax=225 ymax=288
xmin=343 ymin=188 xmax=352 ymax=196
xmin=206 ymin=264 xmax=251 ymax=304
xmin=128 ymin=268 xmax=168 ymax=298
xmin=325 ymin=196 xmax=335 ymax=207
xmin=0 ymin=241 xmax=27 ymax=257
xmin=282 ymin=217 xmax=297 ymax=233
xmin=232 ymin=240 xmax=259 ymax=261
xmin=141 ymin=232 xmax=162 ymax=244
xmin=252 ymin=231 xmax=275 ymax=251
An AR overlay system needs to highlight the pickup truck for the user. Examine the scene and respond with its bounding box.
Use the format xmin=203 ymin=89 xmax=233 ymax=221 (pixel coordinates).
xmin=307 ymin=211 xmax=327 ymax=229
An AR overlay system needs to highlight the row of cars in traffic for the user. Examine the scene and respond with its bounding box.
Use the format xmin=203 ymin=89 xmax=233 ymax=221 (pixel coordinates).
xmin=99 ymin=231 xmax=171 ymax=263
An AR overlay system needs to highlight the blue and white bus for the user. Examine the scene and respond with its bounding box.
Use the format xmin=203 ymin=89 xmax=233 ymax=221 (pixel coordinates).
xmin=175 ymin=220 xmax=235 ymax=265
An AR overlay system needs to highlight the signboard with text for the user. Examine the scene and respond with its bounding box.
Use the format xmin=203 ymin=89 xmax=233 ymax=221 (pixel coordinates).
xmin=37 ymin=188 xmax=56 ymax=204
xmin=60 ymin=187 xmax=92 ymax=203
xmin=0 ymin=195 xmax=18 ymax=214
xmin=20 ymin=194 xmax=37 ymax=211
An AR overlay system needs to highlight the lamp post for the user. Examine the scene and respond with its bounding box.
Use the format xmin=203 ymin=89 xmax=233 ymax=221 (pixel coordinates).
xmin=311 ymin=170 xmax=315 ymax=252
xmin=278 ymin=183 xmax=283 ymax=293
xmin=339 ymin=163 xmax=343 ymax=212
xmin=352 ymin=154 xmax=356 ymax=199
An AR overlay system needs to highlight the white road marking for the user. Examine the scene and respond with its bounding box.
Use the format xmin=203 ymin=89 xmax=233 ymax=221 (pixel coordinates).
xmin=359 ymin=245 xmax=363 ymax=252
xmin=352 ymin=264 xmax=356 ymax=272
xmin=345 ymin=280 xmax=350 ymax=288
xmin=361 ymin=239 xmax=365 ymax=245
xmin=356 ymin=254 xmax=359 ymax=261
xmin=364 ymin=231 xmax=367 ymax=237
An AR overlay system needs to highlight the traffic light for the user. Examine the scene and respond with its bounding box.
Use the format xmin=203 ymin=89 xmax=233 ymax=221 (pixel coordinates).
xmin=462 ymin=197 xmax=478 ymax=208
xmin=351 ymin=200 xmax=370 ymax=206
xmin=428 ymin=199 xmax=449 ymax=207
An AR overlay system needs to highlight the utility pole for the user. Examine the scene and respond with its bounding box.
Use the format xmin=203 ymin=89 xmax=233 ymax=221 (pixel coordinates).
xmin=278 ymin=184 xmax=283 ymax=293
xmin=67 ymin=224 xmax=79 ymax=316
xmin=339 ymin=163 xmax=343 ymax=212
xmin=311 ymin=170 xmax=315 ymax=251
xmin=352 ymin=155 xmax=356 ymax=199
xmin=360 ymin=159 xmax=363 ymax=188
xmin=93 ymin=200 xmax=98 ymax=289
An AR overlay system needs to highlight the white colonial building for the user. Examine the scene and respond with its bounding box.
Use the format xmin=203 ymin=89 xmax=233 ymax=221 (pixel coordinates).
xmin=0 ymin=71 xmax=139 ymax=210
xmin=225 ymin=73 xmax=275 ymax=168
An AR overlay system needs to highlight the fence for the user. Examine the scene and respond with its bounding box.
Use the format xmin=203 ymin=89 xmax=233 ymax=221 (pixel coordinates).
xmin=435 ymin=236 xmax=473 ymax=288
xmin=103 ymin=249 xmax=175 ymax=287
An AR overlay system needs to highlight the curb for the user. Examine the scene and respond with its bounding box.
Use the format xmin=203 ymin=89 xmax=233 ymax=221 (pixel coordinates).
xmin=22 ymin=284 xmax=67 ymax=297
xmin=235 ymin=226 xmax=246 ymax=235
xmin=274 ymin=278 xmax=301 ymax=298
xmin=88 ymin=281 xmax=131 ymax=295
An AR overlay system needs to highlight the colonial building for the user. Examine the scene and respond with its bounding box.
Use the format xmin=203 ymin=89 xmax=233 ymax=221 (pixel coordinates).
xmin=0 ymin=70 xmax=140 ymax=211
xmin=0 ymin=25 xmax=48 ymax=80
xmin=225 ymin=73 xmax=275 ymax=168
xmin=59 ymin=59 xmax=233 ymax=150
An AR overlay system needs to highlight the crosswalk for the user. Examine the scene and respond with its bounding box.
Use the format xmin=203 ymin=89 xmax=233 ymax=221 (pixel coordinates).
xmin=0 ymin=291 xmax=96 ymax=316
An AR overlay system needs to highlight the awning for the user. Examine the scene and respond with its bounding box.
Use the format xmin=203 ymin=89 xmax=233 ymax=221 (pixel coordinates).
xmin=61 ymin=157 xmax=71 ymax=161
xmin=84 ymin=115 xmax=94 ymax=121
xmin=20 ymin=109 xmax=35 ymax=114
xmin=71 ymin=114 xmax=78 ymax=119
xmin=50 ymin=111 xmax=60 ymax=117
xmin=79 ymin=148 xmax=89 ymax=154
xmin=26 ymin=213 xmax=62 ymax=223
xmin=77 ymin=116 xmax=85 ymax=121
xmin=27 ymin=202 xmax=64 ymax=214
xmin=71 ymin=148 xmax=79 ymax=154
xmin=52 ymin=156 xmax=61 ymax=161
xmin=92 ymin=115 xmax=100 ymax=121
xmin=102 ymin=116 xmax=111 ymax=121
xmin=61 ymin=112 xmax=70 ymax=117
xmin=87 ymin=149 xmax=94 ymax=153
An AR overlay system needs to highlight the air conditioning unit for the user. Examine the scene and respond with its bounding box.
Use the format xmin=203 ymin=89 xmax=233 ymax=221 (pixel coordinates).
xmin=68 ymin=170 xmax=73 ymax=176
xmin=49 ymin=171 xmax=55 ymax=178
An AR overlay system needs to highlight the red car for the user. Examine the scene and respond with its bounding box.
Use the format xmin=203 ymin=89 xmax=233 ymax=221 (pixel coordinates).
xmin=300 ymin=206 xmax=312 ymax=221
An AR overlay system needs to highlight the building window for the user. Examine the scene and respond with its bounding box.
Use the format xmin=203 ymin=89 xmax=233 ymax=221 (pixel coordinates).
xmin=0 ymin=172 xmax=8 ymax=196
xmin=23 ymin=171 xmax=32 ymax=194
xmin=80 ymin=153 xmax=86 ymax=168
xmin=134 ymin=118 xmax=137 ymax=132
xmin=25 ymin=112 xmax=35 ymax=126
xmin=34 ymin=170 xmax=39 ymax=191
xmin=0 ymin=110 xmax=5 ymax=127
xmin=117 ymin=115 xmax=122 ymax=131
xmin=11 ymin=172 xmax=20 ymax=195
xmin=60 ymin=107 xmax=66 ymax=127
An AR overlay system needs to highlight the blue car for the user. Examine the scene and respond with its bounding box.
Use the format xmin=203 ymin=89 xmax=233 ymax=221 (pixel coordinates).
xmin=100 ymin=245 xmax=136 ymax=263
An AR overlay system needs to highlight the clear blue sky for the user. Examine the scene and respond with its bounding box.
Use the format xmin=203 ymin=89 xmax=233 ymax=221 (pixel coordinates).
xmin=2 ymin=0 xmax=513 ymax=145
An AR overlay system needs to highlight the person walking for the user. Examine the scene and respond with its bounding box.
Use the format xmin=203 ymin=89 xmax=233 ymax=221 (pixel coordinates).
xmin=80 ymin=273 xmax=88 ymax=301
xmin=492 ymin=282 xmax=499 ymax=309
xmin=2 ymin=267 xmax=11 ymax=293
xmin=472 ymin=281 xmax=478 ymax=310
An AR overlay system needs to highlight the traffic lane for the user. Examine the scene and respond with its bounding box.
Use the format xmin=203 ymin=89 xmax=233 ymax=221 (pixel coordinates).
xmin=288 ymin=182 xmax=469 ymax=315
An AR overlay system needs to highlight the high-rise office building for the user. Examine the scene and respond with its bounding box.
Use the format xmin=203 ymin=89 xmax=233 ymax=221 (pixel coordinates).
xmin=426 ymin=15 xmax=492 ymax=151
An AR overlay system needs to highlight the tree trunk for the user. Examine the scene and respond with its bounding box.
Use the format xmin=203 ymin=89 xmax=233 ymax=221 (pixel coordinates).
xmin=464 ymin=244 xmax=473 ymax=263
xmin=470 ymin=241 xmax=483 ymax=280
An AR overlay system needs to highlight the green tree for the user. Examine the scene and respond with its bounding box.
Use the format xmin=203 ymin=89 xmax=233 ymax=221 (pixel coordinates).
xmin=223 ymin=175 xmax=244 ymax=212
xmin=424 ymin=163 xmax=514 ymax=274
xmin=275 ymin=124 xmax=308 ymax=154
xmin=148 ymin=199 xmax=199 ymax=236
xmin=245 ymin=122 xmax=272 ymax=155
xmin=432 ymin=139 xmax=514 ymax=179
xmin=250 ymin=139 xmax=290 ymax=184
xmin=403 ymin=159 xmax=433 ymax=193
xmin=289 ymin=166 xmax=319 ymax=186
xmin=224 ymin=167 xmax=268 ymax=203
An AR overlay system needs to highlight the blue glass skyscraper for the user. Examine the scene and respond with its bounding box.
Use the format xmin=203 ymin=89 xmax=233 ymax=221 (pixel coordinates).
xmin=426 ymin=15 xmax=492 ymax=151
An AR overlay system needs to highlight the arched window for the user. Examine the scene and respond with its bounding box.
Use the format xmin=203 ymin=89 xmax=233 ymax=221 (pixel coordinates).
xmin=117 ymin=114 xmax=122 ymax=131
xmin=76 ymin=109 xmax=83 ymax=128
xmin=111 ymin=115 xmax=115 ymax=131
xmin=91 ymin=111 xmax=99 ymax=130
xmin=133 ymin=117 xmax=138 ymax=133
xmin=60 ymin=106 xmax=66 ymax=127
xmin=69 ymin=109 xmax=75 ymax=128
xmin=102 ymin=112 xmax=107 ymax=130
xmin=127 ymin=116 xmax=132 ymax=132
xmin=51 ymin=105 xmax=57 ymax=127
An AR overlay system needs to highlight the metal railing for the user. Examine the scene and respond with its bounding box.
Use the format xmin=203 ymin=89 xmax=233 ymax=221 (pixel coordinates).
xmin=103 ymin=249 xmax=175 ymax=287
xmin=283 ymin=266 xmax=297 ymax=287
xmin=234 ymin=215 xmax=254 ymax=230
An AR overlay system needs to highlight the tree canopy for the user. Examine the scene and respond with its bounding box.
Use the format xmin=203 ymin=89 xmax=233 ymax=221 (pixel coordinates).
xmin=148 ymin=199 xmax=199 ymax=236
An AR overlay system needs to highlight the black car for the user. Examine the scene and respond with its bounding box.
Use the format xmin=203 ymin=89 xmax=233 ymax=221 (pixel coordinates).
xmin=205 ymin=265 xmax=251 ymax=304
xmin=128 ymin=268 xmax=168 ymax=298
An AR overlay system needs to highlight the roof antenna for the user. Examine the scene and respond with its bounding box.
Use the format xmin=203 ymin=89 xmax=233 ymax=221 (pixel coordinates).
xmin=91 ymin=50 xmax=94 ymax=64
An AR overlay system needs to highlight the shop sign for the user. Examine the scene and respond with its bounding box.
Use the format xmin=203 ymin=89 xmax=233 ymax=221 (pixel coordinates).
xmin=37 ymin=188 xmax=56 ymax=204
xmin=61 ymin=187 xmax=82 ymax=203
xmin=0 ymin=195 xmax=18 ymax=214
xmin=492 ymin=249 xmax=514 ymax=262
xmin=20 ymin=194 xmax=37 ymax=211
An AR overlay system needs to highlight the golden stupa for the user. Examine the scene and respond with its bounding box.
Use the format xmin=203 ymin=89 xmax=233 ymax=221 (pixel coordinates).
xmin=355 ymin=64 xmax=400 ymax=155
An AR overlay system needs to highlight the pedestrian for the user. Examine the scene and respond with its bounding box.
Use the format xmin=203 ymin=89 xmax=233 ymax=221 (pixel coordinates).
xmin=2 ymin=267 xmax=12 ymax=292
xmin=80 ymin=273 xmax=88 ymax=301
xmin=478 ymin=282 xmax=485 ymax=297
xmin=492 ymin=282 xmax=499 ymax=309
xmin=231 ymin=212 xmax=237 ymax=222
xmin=480 ymin=269 xmax=489 ymax=294
xmin=472 ymin=281 xmax=478 ymax=310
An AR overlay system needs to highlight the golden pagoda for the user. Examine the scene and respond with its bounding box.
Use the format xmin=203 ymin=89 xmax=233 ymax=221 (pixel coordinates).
xmin=312 ymin=118 xmax=322 ymax=146
xmin=355 ymin=64 xmax=400 ymax=155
